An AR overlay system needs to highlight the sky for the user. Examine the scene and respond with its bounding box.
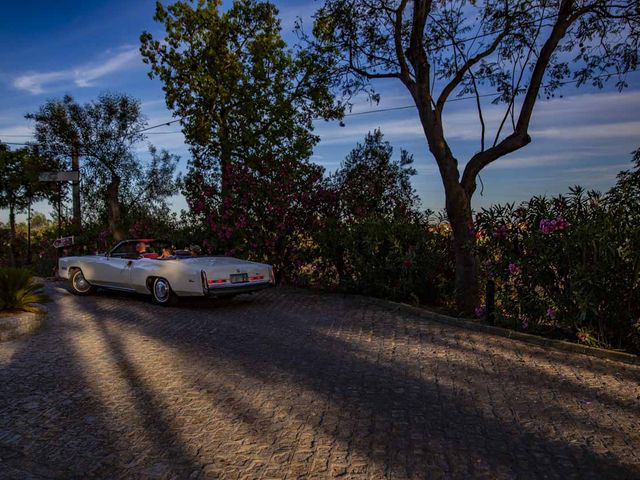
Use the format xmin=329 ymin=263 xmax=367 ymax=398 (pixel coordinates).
xmin=1 ymin=0 xmax=639 ymax=223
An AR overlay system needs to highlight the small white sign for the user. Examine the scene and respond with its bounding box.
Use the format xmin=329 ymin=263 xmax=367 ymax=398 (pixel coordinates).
xmin=53 ymin=236 xmax=74 ymax=249
xmin=39 ymin=171 xmax=80 ymax=182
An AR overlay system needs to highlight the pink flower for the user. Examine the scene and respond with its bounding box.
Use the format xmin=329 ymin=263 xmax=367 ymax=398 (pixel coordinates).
xmin=193 ymin=199 xmax=205 ymax=214
xmin=540 ymin=216 xmax=570 ymax=235
xmin=547 ymin=307 xmax=557 ymax=320
xmin=508 ymin=262 xmax=521 ymax=275
xmin=521 ymin=318 xmax=529 ymax=329
xmin=474 ymin=307 xmax=485 ymax=318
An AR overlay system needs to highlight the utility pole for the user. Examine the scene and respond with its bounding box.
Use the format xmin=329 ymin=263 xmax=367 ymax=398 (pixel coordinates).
xmin=27 ymin=196 xmax=32 ymax=265
xmin=71 ymin=135 xmax=81 ymax=232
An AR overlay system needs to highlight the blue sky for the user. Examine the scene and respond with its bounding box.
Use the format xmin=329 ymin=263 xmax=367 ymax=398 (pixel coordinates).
xmin=1 ymin=0 xmax=639 ymax=223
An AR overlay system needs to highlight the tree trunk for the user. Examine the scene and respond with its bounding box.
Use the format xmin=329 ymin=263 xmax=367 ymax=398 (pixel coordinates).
xmin=445 ymin=183 xmax=480 ymax=315
xmin=106 ymin=176 xmax=125 ymax=241
xmin=71 ymin=137 xmax=82 ymax=233
xmin=8 ymin=204 xmax=16 ymax=267
xmin=413 ymin=97 xmax=481 ymax=315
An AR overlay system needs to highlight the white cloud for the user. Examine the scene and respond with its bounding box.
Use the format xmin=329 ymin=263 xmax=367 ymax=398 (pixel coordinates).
xmin=13 ymin=71 xmax=68 ymax=95
xmin=0 ymin=124 xmax=34 ymax=138
xmin=316 ymin=89 xmax=640 ymax=151
xmin=73 ymin=48 xmax=139 ymax=87
xmin=13 ymin=46 xmax=141 ymax=94
xmin=530 ymin=121 xmax=640 ymax=140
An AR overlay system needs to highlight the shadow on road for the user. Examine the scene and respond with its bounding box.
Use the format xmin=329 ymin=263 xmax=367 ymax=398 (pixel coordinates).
xmin=1 ymin=285 xmax=639 ymax=478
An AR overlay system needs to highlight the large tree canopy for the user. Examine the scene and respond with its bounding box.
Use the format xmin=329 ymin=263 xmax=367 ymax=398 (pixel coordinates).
xmin=27 ymin=93 xmax=180 ymax=240
xmin=140 ymin=0 xmax=342 ymax=192
xmin=332 ymin=128 xmax=420 ymax=221
xmin=305 ymin=0 xmax=640 ymax=312
xmin=140 ymin=0 xmax=344 ymax=267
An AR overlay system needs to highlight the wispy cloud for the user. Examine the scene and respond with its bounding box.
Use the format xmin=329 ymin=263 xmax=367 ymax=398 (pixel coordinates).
xmin=530 ymin=121 xmax=640 ymax=140
xmin=13 ymin=46 xmax=140 ymax=94
xmin=316 ymin=89 xmax=640 ymax=150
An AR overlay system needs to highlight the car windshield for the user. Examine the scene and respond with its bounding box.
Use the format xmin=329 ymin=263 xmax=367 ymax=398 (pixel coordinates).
xmin=110 ymin=240 xmax=172 ymax=258
xmin=108 ymin=240 xmax=204 ymax=259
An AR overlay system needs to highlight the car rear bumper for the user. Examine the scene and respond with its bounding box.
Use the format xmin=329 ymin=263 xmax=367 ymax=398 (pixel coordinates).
xmin=205 ymin=281 xmax=273 ymax=297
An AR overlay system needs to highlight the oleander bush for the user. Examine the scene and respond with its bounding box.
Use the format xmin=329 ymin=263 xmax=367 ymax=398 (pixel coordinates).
xmin=473 ymin=154 xmax=640 ymax=353
xmin=308 ymin=212 xmax=454 ymax=304
xmin=299 ymin=130 xmax=455 ymax=304
xmin=0 ymin=267 xmax=49 ymax=313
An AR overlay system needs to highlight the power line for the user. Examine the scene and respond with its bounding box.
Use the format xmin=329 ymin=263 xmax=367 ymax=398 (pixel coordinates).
xmin=2 ymin=68 xmax=638 ymax=147
xmin=435 ymin=13 xmax=559 ymax=50
xmin=136 ymin=118 xmax=182 ymax=133
xmin=338 ymin=68 xmax=640 ymax=118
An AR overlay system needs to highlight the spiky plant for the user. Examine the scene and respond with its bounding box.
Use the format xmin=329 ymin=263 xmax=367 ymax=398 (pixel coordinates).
xmin=0 ymin=267 xmax=50 ymax=313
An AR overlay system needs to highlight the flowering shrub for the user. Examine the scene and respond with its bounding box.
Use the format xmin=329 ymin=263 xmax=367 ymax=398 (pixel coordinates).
xmin=183 ymin=153 xmax=331 ymax=281
xmin=305 ymin=131 xmax=455 ymax=303
xmin=474 ymin=157 xmax=640 ymax=352
xmin=539 ymin=216 xmax=570 ymax=235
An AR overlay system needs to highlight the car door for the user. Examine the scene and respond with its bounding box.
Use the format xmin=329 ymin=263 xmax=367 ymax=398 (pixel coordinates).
xmin=97 ymin=256 xmax=135 ymax=290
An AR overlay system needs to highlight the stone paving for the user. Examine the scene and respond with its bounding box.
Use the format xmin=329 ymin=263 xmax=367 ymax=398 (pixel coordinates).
xmin=0 ymin=283 xmax=639 ymax=479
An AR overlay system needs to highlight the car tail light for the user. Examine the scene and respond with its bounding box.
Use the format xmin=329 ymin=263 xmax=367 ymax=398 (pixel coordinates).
xmin=249 ymin=275 xmax=264 ymax=281
xmin=201 ymin=270 xmax=208 ymax=293
xmin=208 ymin=279 xmax=227 ymax=285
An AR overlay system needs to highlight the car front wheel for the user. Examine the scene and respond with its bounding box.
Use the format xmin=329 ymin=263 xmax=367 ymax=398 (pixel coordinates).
xmin=69 ymin=269 xmax=95 ymax=295
xmin=151 ymin=277 xmax=178 ymax=306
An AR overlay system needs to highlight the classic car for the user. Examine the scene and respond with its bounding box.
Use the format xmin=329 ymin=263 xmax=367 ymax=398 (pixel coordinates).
xmin=58 ymin=239 xmax=275 ymax=305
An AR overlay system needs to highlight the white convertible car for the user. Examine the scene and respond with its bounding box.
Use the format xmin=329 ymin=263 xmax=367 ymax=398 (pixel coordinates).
xmin=58 ymin=239 xmax=275 ymax=305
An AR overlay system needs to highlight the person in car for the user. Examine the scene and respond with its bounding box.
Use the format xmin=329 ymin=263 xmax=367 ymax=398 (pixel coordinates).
xmin=136 ymin=242 xmax=147 ymax=257
xmin=158 ymin=246 xmax=173 ymax=259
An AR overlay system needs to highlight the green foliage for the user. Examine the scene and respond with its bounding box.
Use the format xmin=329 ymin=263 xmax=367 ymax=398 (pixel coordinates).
xmin=26 ymin=93 xmax=180 ymax=239
xmin=0 ymin=143 xmax=59 ymax=266
xmin=141 ymin=0 xmax=342 ymax=166
xmin=141 ymin=0 xmax=343 ymax=270
xmin=474 ymin=158 xmax=640 ymax=352
xmin=0 ymin=267 xmax=49 ymax=313
xmin=311 ymin=214 xmax=453 ymax=304
xmin=304 ymin=0 xmax=640 ymax=314
xmin=304 ymin=131 xmax=454 ymax=304
xmin=332 ymin=129 xmax=419 ymax=219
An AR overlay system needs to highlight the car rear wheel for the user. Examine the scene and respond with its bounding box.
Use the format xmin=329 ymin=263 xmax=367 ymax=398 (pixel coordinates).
xmin=151 ymin=277 xmax=178 ymax=306
xmin=69 ymin=269 xmax=95 ymax=295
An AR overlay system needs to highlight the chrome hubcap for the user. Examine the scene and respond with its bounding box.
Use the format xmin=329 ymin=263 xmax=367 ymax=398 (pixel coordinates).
xmin=74 ymin=272 xmax=89 ymax=292
xmin=154 ymin=280 xmax=169 ymax=301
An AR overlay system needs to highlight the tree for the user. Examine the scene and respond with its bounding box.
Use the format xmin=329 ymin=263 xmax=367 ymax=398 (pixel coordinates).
xmin=306 ymin=0 xmax=640 ymax=313
xmin=0 ymin=144 xmax=57 ymax=266
xmin=140 ymin=0 xmax=343 ymax=265
xmin=27 ymin=93 xmax=180 ymax=240
xmin=333 ymin=128 xmax=420 ymax=220
xmin=320 ymin=129 xmax=428 ymax=286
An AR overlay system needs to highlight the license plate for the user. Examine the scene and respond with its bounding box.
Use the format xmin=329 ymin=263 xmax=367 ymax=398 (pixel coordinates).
xmin=230 ymin=273 xmax=248 ymax=283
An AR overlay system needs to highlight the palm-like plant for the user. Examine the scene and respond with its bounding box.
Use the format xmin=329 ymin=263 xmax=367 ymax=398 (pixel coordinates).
xmin=0 ymin=267 xmax=50 ymax=313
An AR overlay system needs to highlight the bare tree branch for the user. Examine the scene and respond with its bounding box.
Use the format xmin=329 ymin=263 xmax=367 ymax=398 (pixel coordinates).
xmin=461 ymin=0 xmax=577 ymax=194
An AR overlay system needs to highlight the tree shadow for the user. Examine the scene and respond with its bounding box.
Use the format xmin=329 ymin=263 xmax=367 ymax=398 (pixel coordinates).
xmin=70 ymin=287 xmax=640 ymax=479
xmin=325 ymin=310 xmax=640 ymax=417
xmin=0 ymin=293 xmax=132 ymax=478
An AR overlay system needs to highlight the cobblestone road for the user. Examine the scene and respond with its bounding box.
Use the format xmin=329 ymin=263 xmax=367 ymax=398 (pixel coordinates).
xmin=1 ymin=284 xmax=639 ymax=479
